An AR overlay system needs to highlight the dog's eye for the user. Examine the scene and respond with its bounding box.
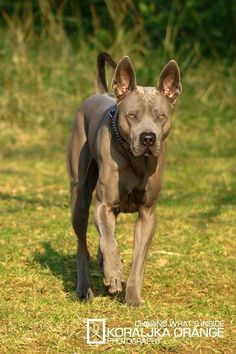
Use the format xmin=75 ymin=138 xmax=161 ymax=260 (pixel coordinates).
xmin=127 ymin=113 xmax=136 ymax=119
xmin=159 ymin=114 xmax=167 ymax=120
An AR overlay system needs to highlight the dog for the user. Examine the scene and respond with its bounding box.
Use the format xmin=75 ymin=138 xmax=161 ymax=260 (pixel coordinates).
xmin=66 ymin=52 xmax=182 ymax=305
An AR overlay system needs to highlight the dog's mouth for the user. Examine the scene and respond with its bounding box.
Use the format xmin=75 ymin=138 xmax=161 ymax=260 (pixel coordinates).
xmin=144 ymin=148 xmax=154 ymax=157
xmin=131 ymin=145 xmax=160 ymax=158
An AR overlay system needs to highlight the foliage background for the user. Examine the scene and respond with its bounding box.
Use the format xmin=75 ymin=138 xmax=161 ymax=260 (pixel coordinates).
xmin=1 ymin=0 xmax=236 ymax=62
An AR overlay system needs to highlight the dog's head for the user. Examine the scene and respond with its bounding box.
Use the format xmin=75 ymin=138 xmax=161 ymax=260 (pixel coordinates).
xmin=112 ymin=56 xmax=182 ymax=157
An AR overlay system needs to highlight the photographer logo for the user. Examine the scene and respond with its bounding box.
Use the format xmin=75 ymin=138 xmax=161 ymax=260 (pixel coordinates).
xmin=86 ymin=319 xmax=106 ymax=344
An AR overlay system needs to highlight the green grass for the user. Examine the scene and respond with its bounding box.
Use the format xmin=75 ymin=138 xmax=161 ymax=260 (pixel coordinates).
xmin=0 ymin=34 xmax=236 ymax=353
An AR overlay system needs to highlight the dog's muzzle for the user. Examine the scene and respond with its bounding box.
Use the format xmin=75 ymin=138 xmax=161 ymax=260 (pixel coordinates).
xmin=139 ymin=132 xmax=156 ymax=146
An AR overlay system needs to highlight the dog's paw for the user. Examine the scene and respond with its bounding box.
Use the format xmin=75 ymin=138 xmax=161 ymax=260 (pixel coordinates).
xmin=125 ymin=287 xmax=142 ymax=306
xmin=103 ymin=276 xmax=123 ymax=294
xmin=76 ymin=282 xmax=93 ymax=300
xmin=125 ymin=296 xmax=142 ymax=306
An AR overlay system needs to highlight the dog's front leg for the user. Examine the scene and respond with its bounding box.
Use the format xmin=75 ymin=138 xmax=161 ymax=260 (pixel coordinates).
xmin=94 ymin=201 xmax=123 ymax=294
xmin=125 ymin=205 xmax=156 ymax=305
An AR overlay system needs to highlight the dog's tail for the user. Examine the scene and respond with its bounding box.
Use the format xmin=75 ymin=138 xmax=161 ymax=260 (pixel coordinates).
xmin=96 ymin=52 xmax=116 ymax=93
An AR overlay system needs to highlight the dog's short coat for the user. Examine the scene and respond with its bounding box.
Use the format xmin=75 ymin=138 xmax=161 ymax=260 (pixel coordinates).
xmin=66 ymin=53 xmax=182 ymax=305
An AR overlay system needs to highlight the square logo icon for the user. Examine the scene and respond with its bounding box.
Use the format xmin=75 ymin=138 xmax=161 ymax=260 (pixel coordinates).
xmin=86 ymin=319 xmax=106 ymax=344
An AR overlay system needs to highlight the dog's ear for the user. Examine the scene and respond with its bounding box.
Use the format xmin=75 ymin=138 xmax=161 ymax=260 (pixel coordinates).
xmin=157 ymin=60 xmax=182 ymax=105
xmin=112 ymin=56 xmax=136 ymax=99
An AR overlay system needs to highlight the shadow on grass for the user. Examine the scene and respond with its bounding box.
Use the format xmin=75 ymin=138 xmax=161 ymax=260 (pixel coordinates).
xmin=34 ymin=242 xmax=125 ymax=303
xmin=0 ymin=191 xmax=44 ymax=205
xmin=0 ymin=192 xmax=68 ymax=210
xmin=199 ymin=182 xmax=236 ymax=221
xmin=0 ymin=168 xmax=28 ymax=175
xmin=2 ymin=142 xmax=61 ymax=160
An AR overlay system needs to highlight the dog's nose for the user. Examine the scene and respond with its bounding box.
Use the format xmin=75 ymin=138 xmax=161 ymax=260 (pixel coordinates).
xmin=140 ymin=132 xmax=156 ymax=146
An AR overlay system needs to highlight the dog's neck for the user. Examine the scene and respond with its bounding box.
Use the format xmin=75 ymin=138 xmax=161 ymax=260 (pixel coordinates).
xmin=109 ymin=106 xmax=158 ymax=178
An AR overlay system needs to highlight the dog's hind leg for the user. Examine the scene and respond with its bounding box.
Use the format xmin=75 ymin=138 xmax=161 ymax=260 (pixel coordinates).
xmin=67 ymin=113 xmax=98 ymax=299
xmin=71 ymin=160 xmax=98 ymax=299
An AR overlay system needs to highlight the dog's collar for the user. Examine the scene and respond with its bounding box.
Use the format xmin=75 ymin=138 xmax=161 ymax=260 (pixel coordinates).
xmin=109 ymin=106 xmax=132 ymax=155
xmin=109 ymin=106 xmax=147 ymax=178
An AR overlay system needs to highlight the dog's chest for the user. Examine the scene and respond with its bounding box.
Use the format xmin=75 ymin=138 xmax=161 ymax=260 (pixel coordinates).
xmin=113 ymin=188 xmax=147 ymax=213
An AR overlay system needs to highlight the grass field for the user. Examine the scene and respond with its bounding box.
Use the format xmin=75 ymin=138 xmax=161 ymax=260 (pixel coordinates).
xmin=0 ymin=33 xmax=236 ymax=353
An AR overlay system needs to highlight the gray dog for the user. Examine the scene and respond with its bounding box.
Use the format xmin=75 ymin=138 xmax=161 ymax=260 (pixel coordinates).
xmin=66 ymin=53 xmax=182 ymax=305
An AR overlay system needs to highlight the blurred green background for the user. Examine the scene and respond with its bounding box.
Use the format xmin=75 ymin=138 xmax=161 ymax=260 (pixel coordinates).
xmin=0 ymin=0 xmax=235 ymax=127
xmin=1 ymin=0 xmax=236 ymax=62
